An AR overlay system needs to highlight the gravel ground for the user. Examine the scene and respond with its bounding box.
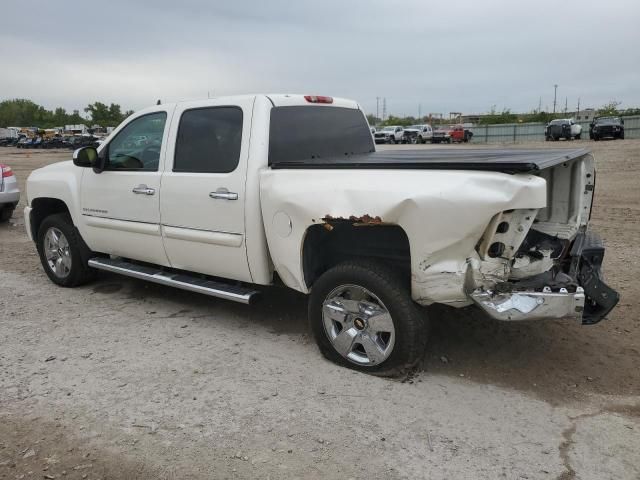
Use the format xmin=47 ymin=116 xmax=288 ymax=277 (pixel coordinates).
xmin=0 ymin=141 xmax=638 ymax=479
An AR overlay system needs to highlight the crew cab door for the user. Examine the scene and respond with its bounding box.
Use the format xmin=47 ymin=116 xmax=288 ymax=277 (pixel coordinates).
xmin=80 ymin=108 xmax=173 ymax=265
xmin=395 ymin=127 xmax=403 ymax=141
xmin=159 ymin=98 xmax=254 ymax=282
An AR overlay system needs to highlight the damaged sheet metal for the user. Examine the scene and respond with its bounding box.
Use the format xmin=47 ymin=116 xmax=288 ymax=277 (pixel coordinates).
xmin=322 ymin=214 xmax=384 ymax=225
xmin=259 ymin=164 xmax=561 ymax=304
xmin=470 ymin=287 xmax=585 ymax=321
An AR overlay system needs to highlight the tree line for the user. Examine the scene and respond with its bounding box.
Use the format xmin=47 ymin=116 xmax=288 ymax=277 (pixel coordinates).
xmin=0 ymin=99 xmax=134 ymax=129
xmin=367 ymin=100 xmax=640 ymax=127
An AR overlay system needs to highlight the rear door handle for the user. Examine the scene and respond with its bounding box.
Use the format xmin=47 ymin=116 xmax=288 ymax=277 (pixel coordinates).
xmin=209 ymin=188 xmax=238 ymax=200
xmin=132 ymin=184 xmax=155 ymax=195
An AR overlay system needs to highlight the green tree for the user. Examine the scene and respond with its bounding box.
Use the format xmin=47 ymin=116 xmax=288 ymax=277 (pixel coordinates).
xmin=85 ymin=102 xmax=131 ymax=126
xmin=478 ymin=106 xmax=518 ymax=125
xmin=597 ymin=100 xmax=621 ymax=116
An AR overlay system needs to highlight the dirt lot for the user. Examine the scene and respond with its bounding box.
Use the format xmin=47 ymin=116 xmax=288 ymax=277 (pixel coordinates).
xmin=1 ymin=141 xmax=638 ymax=479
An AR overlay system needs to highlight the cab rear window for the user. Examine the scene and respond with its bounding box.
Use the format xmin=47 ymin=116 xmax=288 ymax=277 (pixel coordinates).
xmin=269 ymin=106 xmax=374 ymax=164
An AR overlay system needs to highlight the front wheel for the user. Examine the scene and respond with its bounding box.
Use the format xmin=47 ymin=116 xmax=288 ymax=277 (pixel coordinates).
xmin=37 ymin=213 xmax=95 ymax=287
xmin=309 ymin=260 xmax=428 ymax=375
xmin=575 ymin=133 xmax=581 ymax=140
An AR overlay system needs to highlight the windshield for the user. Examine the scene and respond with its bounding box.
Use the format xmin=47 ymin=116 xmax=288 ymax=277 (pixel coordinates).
xmin=407 ymin=125 xmax=421 ymax=129
xmin=269 ymin=106 xmax=374 ymax=164
xmin=596 ymin=117 xmax=621 ymax=124
xmin=382 ymin=126 xmax=396 ymax=131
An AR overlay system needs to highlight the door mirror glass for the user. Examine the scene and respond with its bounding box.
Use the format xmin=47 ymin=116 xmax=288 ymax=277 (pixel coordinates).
xmin=73 ymin=146 xmax=98 ymax=168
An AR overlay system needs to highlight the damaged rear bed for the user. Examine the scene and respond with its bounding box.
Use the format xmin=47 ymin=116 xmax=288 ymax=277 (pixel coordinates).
xmin=264 ymin=146 xmax=618 ymax=325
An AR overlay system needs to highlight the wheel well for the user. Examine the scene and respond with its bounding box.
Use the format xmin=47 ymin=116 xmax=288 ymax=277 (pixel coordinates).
xmin=30 ymin=198 xmax=70 ymax=239
xmin=302 ymin=221 xmax=411 ymax=289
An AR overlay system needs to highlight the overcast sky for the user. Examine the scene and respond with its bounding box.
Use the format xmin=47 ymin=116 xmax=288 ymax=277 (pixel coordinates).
xmin=1 ymin=0 xmax=639 ymax=118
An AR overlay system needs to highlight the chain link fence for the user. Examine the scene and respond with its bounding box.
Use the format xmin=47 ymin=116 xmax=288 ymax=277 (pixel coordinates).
xmin=468 ymin=115 xmax=639 ymax=143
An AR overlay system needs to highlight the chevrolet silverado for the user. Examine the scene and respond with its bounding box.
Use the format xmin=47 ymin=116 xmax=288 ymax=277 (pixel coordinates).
xmin=24 ymin=94 xmax=619 ymax=374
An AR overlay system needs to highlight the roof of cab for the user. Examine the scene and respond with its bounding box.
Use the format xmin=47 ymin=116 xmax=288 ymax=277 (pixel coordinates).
xmin=131 ymin=94 xmax=360 ymax=117
xmin=265 ymin=94 xmax=359 ymax=109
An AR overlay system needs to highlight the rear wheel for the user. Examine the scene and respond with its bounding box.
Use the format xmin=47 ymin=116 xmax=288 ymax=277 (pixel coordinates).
xmin=0 ymin=205 xmax=14 ymax=223
xmin=37 ymin=213 xmax=95 ymax=287
xmin=309 ymin=260 xmax=428 ymax=375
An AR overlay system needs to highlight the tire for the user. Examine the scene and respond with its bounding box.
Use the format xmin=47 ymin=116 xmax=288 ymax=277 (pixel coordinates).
xmin=621 ymin=132 xmax=625 ymax=140
xmin=416 ymin=136 xmax=423 ymax=144
xmin=0 ymin=206 xmax=14 ymax=223
xmin=37 ymin=213 xmax=95 ymax=287
xmin=309 ymin=260 xmax=428 ymax=375
xmin=594 ymin=135 xmax=599 ymax=141
xmin=576 ymin=133 xmax=581 ymax=140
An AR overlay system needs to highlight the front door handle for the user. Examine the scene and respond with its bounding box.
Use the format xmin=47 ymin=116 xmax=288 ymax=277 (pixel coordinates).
xmin=209 ymin=188 xmax=238 ymax=200
xmin=132 ymin=184 xmax=155 ymax=195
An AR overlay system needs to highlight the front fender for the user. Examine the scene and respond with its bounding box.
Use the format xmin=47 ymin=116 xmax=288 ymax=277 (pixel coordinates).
xmin=27 ymin=161 xmax=84 ymax=229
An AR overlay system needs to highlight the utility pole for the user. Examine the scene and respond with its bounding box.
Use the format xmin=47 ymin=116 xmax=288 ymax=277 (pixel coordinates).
xmin=418 ymin=104 xmax=421 ymax=120
xmin=564 ymin=97 xmax=568 ymax=113
xmin=376 ymin=97 xmax=380 ymax=121
xmin=382 ymin=98 xmax=387 ymax=121
xmin=538 ymin=97 xmax=542 ymax=113
xmin=576 ymin=97 xmax=581 ymax=118
xmin=553 ymin=84 xmax=558 ymax=114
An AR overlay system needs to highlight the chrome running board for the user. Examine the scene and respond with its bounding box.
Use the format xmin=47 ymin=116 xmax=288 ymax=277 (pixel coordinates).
xmin=88 ymin=257 xmax=260 ymax=305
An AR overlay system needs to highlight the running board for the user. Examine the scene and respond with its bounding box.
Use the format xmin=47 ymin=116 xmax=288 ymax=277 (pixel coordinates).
xmin=88 ymin=257 xmax=260 ymax=305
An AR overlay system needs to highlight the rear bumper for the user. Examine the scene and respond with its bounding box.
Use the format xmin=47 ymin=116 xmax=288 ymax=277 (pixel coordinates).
xmin=0 ymin=175 xmax=20 ymax=206
xmin=470 ymin=230 xmax=619 ymax=324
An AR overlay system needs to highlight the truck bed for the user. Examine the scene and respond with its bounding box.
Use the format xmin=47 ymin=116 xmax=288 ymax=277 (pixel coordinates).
xmin=269 ymin=147 xmax=590 ymax=174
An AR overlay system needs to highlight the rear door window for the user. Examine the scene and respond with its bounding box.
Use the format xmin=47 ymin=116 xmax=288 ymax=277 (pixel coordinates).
xmin=174 ymin=107 xmax=243 ymax=173
xmin=269 ymin=106 xmax=374 ymax=164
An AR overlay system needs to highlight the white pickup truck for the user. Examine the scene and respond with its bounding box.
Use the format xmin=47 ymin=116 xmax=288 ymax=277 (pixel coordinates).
xmin=25 ymin=94 xmax=618 ymax=374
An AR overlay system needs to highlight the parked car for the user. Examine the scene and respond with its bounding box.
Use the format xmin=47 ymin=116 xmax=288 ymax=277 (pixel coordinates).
xmin=402 ymin=125 xmax=433 ymax=144
xmin=432 ymin=125 xmax=452 ymax=143
xmin=590 ymin=116 xmax=624 ymax=141
xmin=16 ymin=137 xmax=31 ymax=149
xmin=24 ymin=94 xmax=618 ymax=374
xmin=43 ymin=137 xmax=66 ymax=149
xmin=0 ymin=164 xmax=20 ymax=222
xmin=374 ymin=125 xmax=404 ymax=144
xmin=545 ymin=119 xmax=582 ymax=141
xmin=1 ymin=136 xmax=22 ymax=147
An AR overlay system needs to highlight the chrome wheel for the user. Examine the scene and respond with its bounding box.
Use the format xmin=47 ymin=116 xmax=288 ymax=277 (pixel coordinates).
xmin=44 ymin=227 xmax=72 ymax=278
xmin=322 ymin=284 xmax=395 ymax=366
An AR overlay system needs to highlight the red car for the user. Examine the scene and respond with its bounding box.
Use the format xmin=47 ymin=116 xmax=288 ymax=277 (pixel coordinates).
xmin=432 ymin=124 xmax=473 ymax=144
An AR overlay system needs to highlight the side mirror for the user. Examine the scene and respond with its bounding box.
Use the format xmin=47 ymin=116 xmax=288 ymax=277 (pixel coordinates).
xmin=73 ymin=146 xmax=98 ymax=167
xmin=73 ymin=146 xmax=106 ymax=173
xmin=621 ymin=119 xmax=625 ymax=125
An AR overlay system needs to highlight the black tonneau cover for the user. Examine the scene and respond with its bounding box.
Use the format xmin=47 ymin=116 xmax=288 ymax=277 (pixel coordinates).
xmin=270 ymin=148 xmax=590 ymax=174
